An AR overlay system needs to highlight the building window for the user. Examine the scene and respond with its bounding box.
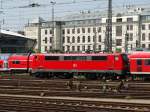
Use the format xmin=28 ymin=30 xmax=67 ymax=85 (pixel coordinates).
xmin=127 ymin=25 xmax=129 ymax=30
xmin=77 ymin=36 xmax=80 ymax=43
xmin=130 ymin=25 xmax=133 ymax=30
xmin=45 ymin=46 xmax=47 ymax=52
xmin=77 ymin=46 xmax=80 ymax=51
xmin=149 ymin=24 xmax=150 ymax=30
xmin=142 ymin=24 xmax=145 ymax=30
xmin=130 ymin=33 xmax=133 ymax=41
xmin=49 ymin=46 xmax=52 ymax=50
xmin=77 ymin=28 xmax=80 ymax=33
xmin=72 ymin=36 xmax=75 ymax=43
xmin=88 ymin=45 xmax=91 ymax=50
xmin=116 ymin=18 xmax=122 ymax=22
xmin=142 ymin=33 xmax=145 ymax=41
xmin=116 ymin=26 xmax=122 ymax=36
xmin=127 ymin=25 xmax=133 ymax=30
xmin=142 ymin=44 xmax=145 ymax=48
xmin=88 ymin=36 xmax=91 ymax=42
xmin=99 ymin=45 xmax=101 ymax=51
xmin=49 ymin=37 xmax=52 ymax=43
xmin=127 ymin=18 xmax=133 ymax=22
xmin=127 ymin=33 xmax=129 ymax=41
xmin=63 ymin=46 xmax=65 ymax=51
xmin=116 ymin=39 xmax=122 ymax=46
xmin=82 ymin=36 xmax=85 ymax=43
xmin=93 ymin=27 xmax=96 ymax=33
xmin=99 ymin=35 xmax=101 ymax=42
xmin=88 ymin=28 xmax=90 ymax=33
xmin=72 ymin=46 xmax=75 ymax=51
xmin=45 ymin=30 xmax=47 ymax=35
xmin=67 ymin=46 xmax=70 ymax=51
xmin=82 ymin=28 xmax=85 ymax=33
xmin=148 ymin=44 xmax=150 ymax=49
xmin=72 ymin=29 xmax=75 ymax=34
xmin=44 ymin=37 xmax=47 ymax=44
xmin=67 ymin=36 xmax=70 ymax=43
xmin=93 ymin=36 xmax=96 ymax=42
xmin=50 ymin=30 xmax=52 ymax=34
xmin=62 ymin=29 xmax=65 ymax=34
xmin=67 ymin=29 xmax=70 ymax=34
xmin=82 ymin=46 xmax=85 ymax=51
xmin=131 ymin=44 xmax=133 ymax=50
xmin=62 ymin=37 xmax=65 ymax=43
xmin=98 ymin=27 xmax=101 ymax=32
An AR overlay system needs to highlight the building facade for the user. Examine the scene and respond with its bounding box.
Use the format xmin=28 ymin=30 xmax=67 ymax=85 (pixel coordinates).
xmin=24 ymin=13 xmax=150 ymax=53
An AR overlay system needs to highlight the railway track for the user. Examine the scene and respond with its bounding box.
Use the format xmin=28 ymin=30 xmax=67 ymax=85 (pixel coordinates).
xmin=0 ymin=94 xmax=149 ymax=112
xmin=0 ymin=74 xmax=150 ymax=111
xmin=0 ymin=78 xmax=149 ymax=99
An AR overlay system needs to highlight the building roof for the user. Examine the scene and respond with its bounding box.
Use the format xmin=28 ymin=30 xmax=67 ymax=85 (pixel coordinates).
xmin=0 ymin=30 xmax=26 ymax=38
xmin=30 ymin=17 xmax=45 ymax=24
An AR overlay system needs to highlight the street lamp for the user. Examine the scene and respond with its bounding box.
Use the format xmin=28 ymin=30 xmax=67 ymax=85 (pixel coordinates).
xmin=50 ymin=1 xmax=56 ymax=51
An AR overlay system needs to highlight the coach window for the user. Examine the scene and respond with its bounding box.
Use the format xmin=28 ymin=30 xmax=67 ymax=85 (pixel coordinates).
xmin=45 ymin=56 xmax=59 ymax=60
xmin=92 ymin=56 xmax=107 ymax=60
xmin=145 ymin=60 xmax=150 ymax=65
xmin=12 ymin=60 xmax=20 ymax=64
xmin=137 ymin=60 xmax=142 ymax=65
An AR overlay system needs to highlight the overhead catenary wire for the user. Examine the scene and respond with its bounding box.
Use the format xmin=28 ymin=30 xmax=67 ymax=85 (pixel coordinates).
xmin=1 ymin=0 xmax=150 ymax=31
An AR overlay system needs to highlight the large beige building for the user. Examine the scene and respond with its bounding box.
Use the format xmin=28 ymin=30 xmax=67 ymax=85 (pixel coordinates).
xmin=24 ymin=12 xmax=150 ymax=53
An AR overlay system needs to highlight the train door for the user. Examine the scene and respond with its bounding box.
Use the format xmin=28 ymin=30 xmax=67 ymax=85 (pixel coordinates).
xmin=136 ymin=59 xmax=142 ymax=72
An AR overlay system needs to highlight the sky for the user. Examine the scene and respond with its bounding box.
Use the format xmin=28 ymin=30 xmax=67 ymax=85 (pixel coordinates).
xmin=0 ymin=0 xmax=150 ymax=31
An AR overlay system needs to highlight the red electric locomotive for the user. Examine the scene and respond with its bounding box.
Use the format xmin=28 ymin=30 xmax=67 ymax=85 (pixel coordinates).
xmin=7 ymin=53 xmax=129 ymax=79
xmin=129 ymin=52 xmax=150 ymax=79
xmin=29 ymin=53 xmax=129 ymax=79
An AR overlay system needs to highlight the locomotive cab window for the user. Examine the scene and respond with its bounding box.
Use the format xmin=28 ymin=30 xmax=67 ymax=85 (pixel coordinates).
xmin=137 ymin=60 xmax=142 ymax=65
xmin=92 ymin=56 xmax=107 ymax=60
xmin=121 ymin=54 xmax=128 ymax=62
xmin=45 ymin=56 xmax=59 ymax=60
xmin=145 ymin=59 xmax=150 ymax=65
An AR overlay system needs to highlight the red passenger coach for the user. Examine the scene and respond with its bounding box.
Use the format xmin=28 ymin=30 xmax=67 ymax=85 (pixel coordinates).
xmin=8 ymin=54 xmax=34 ymax=73
xmin=30 ymin=53 xmax=128 ymax=79
xmin=129 ymin=52 xmax=150 ymax=77
xmin=0 ymin=60 xmax=4 ymax=71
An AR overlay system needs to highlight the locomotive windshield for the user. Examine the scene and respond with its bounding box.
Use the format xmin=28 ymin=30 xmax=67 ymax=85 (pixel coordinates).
xmin=121 ymin=54 xmax=129 ymax=63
